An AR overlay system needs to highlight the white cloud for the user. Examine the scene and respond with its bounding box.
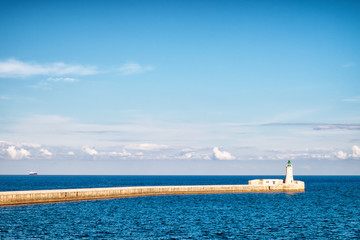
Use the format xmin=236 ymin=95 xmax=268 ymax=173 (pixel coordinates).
xmin=67 ymin=151 xmax=75 ymax=155
xmin=203 ymin=155 xmax=211 ymax=160
xmin=6 ymin=146 xmax=30 ymax=159
xmin=0 ymin=95 xmax=10 ymax=100
xmin=4 ymin=114 xmax=357 ymax=163
xmin=176 ymin=148 xmax=213 ymax=160
xmin=83 ymin=146 xmax=98 ymax=156
xmin=313 ymin=124 xmax=360 ymax=131
xmin=118 ymin=63 xmax=154 ymax=75
xmin=47 ymin=77 xmax=78 ymax=82
xmin=267 ymin=152 xmax=332 ymax=160
xmin=19 ymin=142 xmax=42 ymax=148
xmin=1 ymin=114 xmax=227 ymax=149
xmin=184 ymin=152 xmax=193 ymax=159
xmin=126 ymin=143 xmax=169 ymax=151
xmin=109 ymin=149 xmax=131 ymax=157
xmin=0 ymin=140 xmax=41 ymax=148
xmin=263 ymin=147 xmax=360 ymax=161
xmin=178 ymin=151 xmax=194 ymax=159
xmin=0 ymin=59 xmax=97 ymax=78
xmin=213 ymin=147 xmax=235 ymax=160
xmin=343 ymin=96 xmax=360 ymax=103
xmin=32 ymin=77 xmax=79 ymax=91
xmin=336 ymin=150 xmax=347 ymax=159
xmin=352 ymin=145 xmax=360 ymax=158
xmin=40 ymin=148 xmax=52 ymax=156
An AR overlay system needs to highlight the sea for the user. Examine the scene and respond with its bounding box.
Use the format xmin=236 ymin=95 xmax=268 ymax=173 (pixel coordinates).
xmin=0 ymin=175 xmax=359 ymax=239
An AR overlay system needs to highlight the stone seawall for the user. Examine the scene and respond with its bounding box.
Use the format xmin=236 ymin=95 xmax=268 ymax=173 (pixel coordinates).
xmin=0 ymin=184 xmax=304 ymax=206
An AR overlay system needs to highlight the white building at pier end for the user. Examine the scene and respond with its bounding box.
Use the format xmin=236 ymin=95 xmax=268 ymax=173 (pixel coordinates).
xmin=248 ymin=160 xmax=305 ymax=191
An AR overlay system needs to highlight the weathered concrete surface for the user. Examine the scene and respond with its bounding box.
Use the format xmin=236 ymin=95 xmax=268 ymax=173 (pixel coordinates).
xmin=0 ymin=184 xmax=304 ymax=206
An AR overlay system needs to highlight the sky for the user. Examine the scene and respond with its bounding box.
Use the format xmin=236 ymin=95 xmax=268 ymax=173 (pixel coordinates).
xmin=0 ymin=0 xmax=359 ymax=175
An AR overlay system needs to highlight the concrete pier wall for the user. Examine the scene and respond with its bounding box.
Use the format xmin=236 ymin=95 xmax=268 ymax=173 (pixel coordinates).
xmin=0 ymin=184 xmax=304 ymax=206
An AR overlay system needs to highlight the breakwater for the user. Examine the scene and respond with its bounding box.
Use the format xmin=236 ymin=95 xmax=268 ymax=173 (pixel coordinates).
xmin=0 ymin=184 xmax=304 ymax=206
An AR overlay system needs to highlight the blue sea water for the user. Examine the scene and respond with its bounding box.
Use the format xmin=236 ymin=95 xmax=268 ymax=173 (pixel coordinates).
xmin=0 ymin=175 xmax=359 ymax=239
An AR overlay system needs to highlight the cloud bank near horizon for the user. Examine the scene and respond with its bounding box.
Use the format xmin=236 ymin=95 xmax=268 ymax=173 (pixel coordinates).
xmin=1 ymin=139 xmax=359 ymax=162
xmin=1 ymin=113 xmax=360 ymax=163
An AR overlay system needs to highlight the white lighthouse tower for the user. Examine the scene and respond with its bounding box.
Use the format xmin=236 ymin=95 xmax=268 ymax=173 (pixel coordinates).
xmin=248 ymin=160 xmax=304 ymax=190
xmin=285 ymin=160 xmax=294 ymax=184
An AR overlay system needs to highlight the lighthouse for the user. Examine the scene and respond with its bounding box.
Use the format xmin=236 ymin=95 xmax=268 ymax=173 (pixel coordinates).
xmin=285 ymin=160 xmax=294 ymax=184
xmin=248 ymin=160 xmax=304 ymax=190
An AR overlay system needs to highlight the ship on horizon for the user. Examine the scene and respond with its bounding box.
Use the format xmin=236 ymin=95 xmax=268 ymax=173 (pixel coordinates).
xmin=28 ymin=171 xmax=38 ymax=175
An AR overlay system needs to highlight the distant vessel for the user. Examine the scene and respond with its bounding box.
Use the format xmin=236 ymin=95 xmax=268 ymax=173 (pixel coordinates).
xmin=29 ymin=172 xmax=38 ymax=175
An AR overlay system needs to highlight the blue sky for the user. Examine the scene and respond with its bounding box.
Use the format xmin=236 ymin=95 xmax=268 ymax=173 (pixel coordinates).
xmin=0 ymin=0 xmax=359 ymax=174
